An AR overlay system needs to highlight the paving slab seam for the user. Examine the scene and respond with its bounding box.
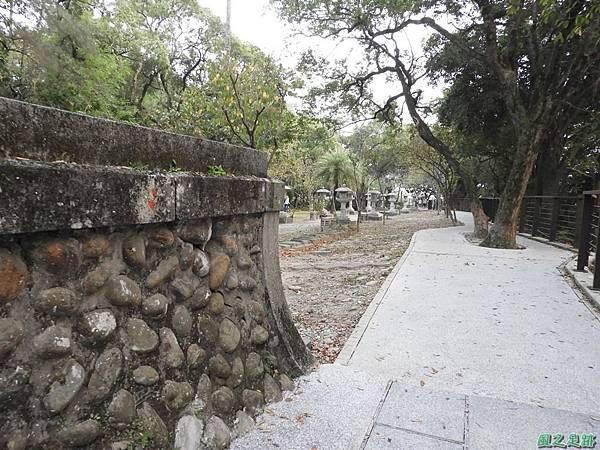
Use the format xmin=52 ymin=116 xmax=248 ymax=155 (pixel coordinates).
xmin=464 ymin=395 xmax=470 ymax=450
xmin=336 ymin=227 xmax=422 ymax=365
xmin=373 ymin=423 xmax=465 ymax=445
xmin=359 ymin=379 xmax=394 ymax=450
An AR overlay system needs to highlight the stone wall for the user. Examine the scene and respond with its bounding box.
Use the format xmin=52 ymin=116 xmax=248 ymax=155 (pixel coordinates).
xmin=0 ymin=98 xmax=313 ymax=449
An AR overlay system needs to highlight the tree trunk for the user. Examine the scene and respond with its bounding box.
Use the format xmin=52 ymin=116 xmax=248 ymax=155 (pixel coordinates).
xmin=471 ymin=197 xmax=489 ymax=237
xmin=481 ymin=130 xmax=542 ymax=248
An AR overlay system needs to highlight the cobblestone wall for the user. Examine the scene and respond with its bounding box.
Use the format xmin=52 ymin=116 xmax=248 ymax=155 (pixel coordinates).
xmin=0 ymin=98 xmax=313 ymax=449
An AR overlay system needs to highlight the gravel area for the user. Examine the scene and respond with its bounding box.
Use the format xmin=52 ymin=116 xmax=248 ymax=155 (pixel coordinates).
xmin=279 ymin=210 xmax=455 ymax=363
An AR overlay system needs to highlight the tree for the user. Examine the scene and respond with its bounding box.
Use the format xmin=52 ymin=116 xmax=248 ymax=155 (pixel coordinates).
xmin=269 ymin=115 xmax=339 ymax=207
xmin=342 ymin=122 xmax=408 ymax=208
xmin=401 ymin=127 xmax=459 ymax=221
xmin=272 ymin=0 xmax=600 ymax=248
xmin=315 ymin=147 xmax=353 ymax=211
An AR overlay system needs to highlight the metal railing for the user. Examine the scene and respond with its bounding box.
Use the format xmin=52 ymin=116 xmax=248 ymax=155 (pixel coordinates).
xmin=452 ymin=195 xmax=580 ymax=246
xmin=576 ymin=190 xmax=600 ymax=289
xmin=453 ymin=193 xmax=600 ymax=289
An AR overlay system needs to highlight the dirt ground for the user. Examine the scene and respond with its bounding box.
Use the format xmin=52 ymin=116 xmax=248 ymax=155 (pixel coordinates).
xmin=279 ymin=210 xmax=456 ymax=363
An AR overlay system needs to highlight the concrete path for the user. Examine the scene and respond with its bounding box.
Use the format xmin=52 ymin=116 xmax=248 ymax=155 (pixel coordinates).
xmin=233 ymin=212 xmax=600 ymax=450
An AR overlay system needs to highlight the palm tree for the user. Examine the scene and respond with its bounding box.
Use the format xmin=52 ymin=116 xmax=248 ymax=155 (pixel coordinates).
xmin=316 ymin=148 xmax=353 ymax=212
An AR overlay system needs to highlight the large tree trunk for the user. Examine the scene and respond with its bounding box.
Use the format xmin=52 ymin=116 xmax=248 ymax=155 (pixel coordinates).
xmin=481 ymin=129 xmax=542 ymax=248
xmin=471 ymin=197 xmax=489 ymax=238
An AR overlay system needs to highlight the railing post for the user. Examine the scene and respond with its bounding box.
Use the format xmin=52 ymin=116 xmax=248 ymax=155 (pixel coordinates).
xmin=577 ymin=193 xmax=593 ymax=270
xmin=549 ymin=197 xmax=560 ymax=242
xmin=574 ymin=195 xmax=583 ymax=248
xmin=531 ymin=197 xmax=542 ymax=237
xmin=594 ymin=220 xmax=600 ymax=289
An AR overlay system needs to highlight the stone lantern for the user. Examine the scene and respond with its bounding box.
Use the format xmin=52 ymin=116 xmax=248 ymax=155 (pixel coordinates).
xmin=315 ymin=187 xmax=331 ymax=200
xmin=400 ymin=188 xmax=410 ymax=214
xmin=367 ymin=190 xmax=383 ymax=220
xmin=386 ymin=192 xmax=399 ymax=216
xmin=365 ymin=192 xmax=373 ymax=212
xmin=335 ymin=186 xmax=353 ymax=222
xmin=314 ymin=188 xmax=331 ymax=217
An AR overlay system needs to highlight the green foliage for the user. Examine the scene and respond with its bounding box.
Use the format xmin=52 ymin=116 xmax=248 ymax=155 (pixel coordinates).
xmin=315 ymin=147 xmax=353 ymax=189
xmin=0 ymin=0 xmax=303 ymax=156
xmin=125 ymin=420 xmax=153 ymax=449
xmin=207 ymin=165 xmax=227 ymax=176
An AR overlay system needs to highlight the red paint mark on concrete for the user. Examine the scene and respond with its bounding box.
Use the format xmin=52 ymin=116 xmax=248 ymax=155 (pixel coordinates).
xmin=147 ymin=187 xmax=159 ymax=210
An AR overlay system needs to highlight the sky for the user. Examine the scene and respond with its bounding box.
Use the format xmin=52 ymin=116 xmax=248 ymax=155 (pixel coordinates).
xmin=196 ymin=0 xmax=292 ymax=59
xmin=196 ymin=0 xmax=443 ymax=128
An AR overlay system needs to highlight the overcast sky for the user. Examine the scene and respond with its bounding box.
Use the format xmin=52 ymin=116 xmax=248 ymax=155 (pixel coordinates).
xmin=196 ymin=0 xmax=443 ymax=127
xmin=196 ymin=0 xmax=292 ymax=58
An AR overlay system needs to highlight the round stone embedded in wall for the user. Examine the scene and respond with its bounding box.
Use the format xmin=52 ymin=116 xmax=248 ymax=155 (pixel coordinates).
xmin=105 ymin=275 xmax=142 ymax=307
xmin=208 ymin=354 xmax=231 ymax=379
xmin=141 ymin=293 xmax=170 ymax=318
xmin=250 ymin=325 xmax=269 ymax=345
xmin=180 ymin=243 xmax=195 ymax=270
xmin=245 ymin=352 xmax=264 ymax=380
xmin=263 ymin=373 xmax=283 ymax=403
xmin=197 ymin=315 xmax=219 ymax=345
xmin=192 ymin=250 xmax=210 ymax=277
xmin=227 ymin=356 xmax=244 ymax=388
xmin=137 ymin=402 xmax=169 ymax=448
xmin=278 ymin=374 xmax=295 ymax=392
xmin=177 ymin=220 xmax=212 ymax=247
xmin=43 ymin=358 xmax=86 ymax=414
xmin=146 ymin=256 xmax=179 ymax=289
xmin=35 ymin=287 xmax=79 ymax=315
xmin=108 ymin=389 xmax=136 ymax=428
xmin=31 ymin=238 xmax=81 ymax=274
xmin=186 ymin=344 xmax=206 ymax=369
xmin=204 ymin=416 xmax=231 ymax=450
xmin=225 ymin=271 xmax=239 ymax=290
xmin=247 ymin=301 xmax=266 ymax=323
xmin=174 ymin=415 xmax=204 ymax=450
xmin=211 ymin=386 xmax=235 ymax=416
xmin=126 ymin=319 xmax=159 ymax=353
xmin=87 ymin=347 xmax=123 ymax=403
xmin=159 ymin=327 xmax=184 ymax=369
xmin=81 ymin=234 xmax=111 ymax=258
xmin=170 ymin=277 xmax=196 ymax=301
xmin=59 ymin=419 xmax=101 ymax=447
xmin=218 ymin=318 xmax=241 ymax=353
xmin=208 ymin=292 xmax=225 ymax=315
xmin=80 ymin=309 xmax=117 ymax=342
xmin=218 ymin=235 xmax=239 ymax=256
xmin=133 ymin=366 xmax=160 ymax=386
xmin=208 ymin=253 xmax=230 ymax=290
xmin=241 ymin=389 xmax=264 ymax=416
xmin=81 ymin=266 xmax=111 ymax=294
xmin=147 ymin=228 xmax=175 ymax=249
xmin=0 ymin=318 xmax=24 ymax=357
xmin=172 ymin=304 xmax=193 ymax=338
xmin=234 ymin=410 xmax=255 ymax=437
xmin=122 ymin=234 xmax=146 ymax=267
xmin=33 ymin=325 xmax=71 ymax=356
xmin=190 ymin=287 xmax=211 ymax=310
xmin=0 ymin=249 xmax=28 ymax=303
xmin=236 ymin=255 xmax=252 ymax=270
xmin=239 ymin=275 xmax=257 ymax=292
xmin=162 ymin=380 xmax=194 ymax=411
